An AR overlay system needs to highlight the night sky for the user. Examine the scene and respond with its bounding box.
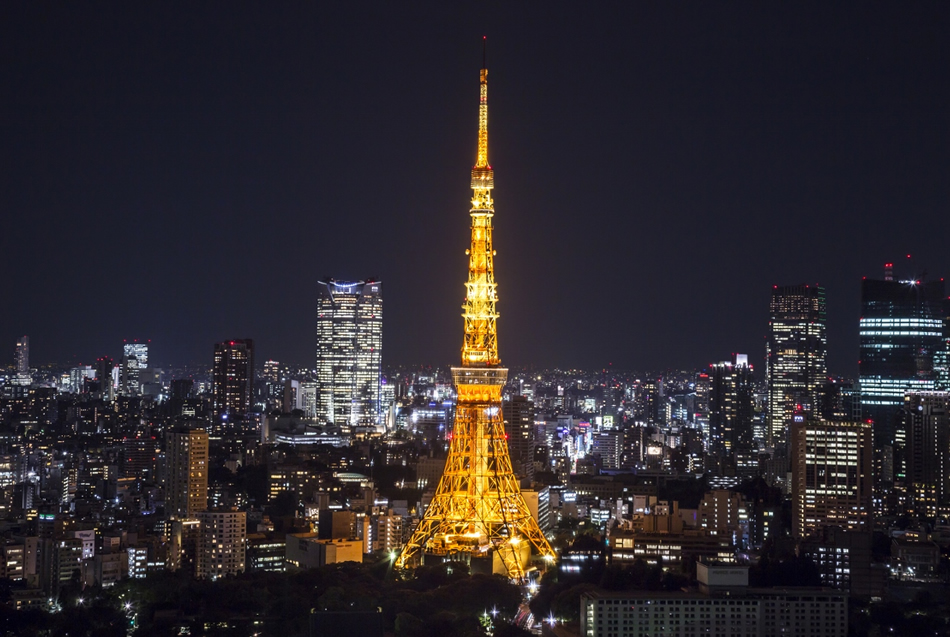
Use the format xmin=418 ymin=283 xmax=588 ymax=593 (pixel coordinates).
xmin=3 ymin=4 xmax=949 ymax=375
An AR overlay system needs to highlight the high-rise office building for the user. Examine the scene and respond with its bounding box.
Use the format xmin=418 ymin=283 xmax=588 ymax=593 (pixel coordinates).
xmin=96 ymin=356 xmax=115 ymax=402
xmin=902 ymin=392 xmax=950 ymax=518
xmin=859 ymin=266 xmax=944 ymax=447
xmin=316 ymin=279 xmax=383 ymax=429
xmin=165 ymin=427 xmax=209 ymax=519
xmin=935 ymin=300 xmax=950 ymax=391
xmin=122 ymin=435 xmax=158 ymax=480
xmin=196 ymin=509 xmax=246 ymax=580
xmin=816 ymin=377 xmax=861 ymax=422
xmin=502 ymin=396 xmax=537 ymax=480
xmin=13 ymin=336 xmax=29 ymax=386
xmin=120 ymin=341 xmax=149 ymax=396
xmin=260 ymin=359 xmax=280 ymax=407
xmin=790 ymin=418 xmax=873 ymax=539
xmin=262 ymin=360 xmax=280 ymax=383
xmin=708 ymin=354 xmax=754 ymax=456
xmin=766 ymin=285 xmax=828 ymax=449
xmin=212 ymin=339 xmax=254 ymax=422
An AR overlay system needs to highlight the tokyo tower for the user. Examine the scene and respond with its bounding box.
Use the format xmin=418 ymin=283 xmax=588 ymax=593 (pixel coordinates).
xmin=396 ymin=41 xmax=556 ymax=578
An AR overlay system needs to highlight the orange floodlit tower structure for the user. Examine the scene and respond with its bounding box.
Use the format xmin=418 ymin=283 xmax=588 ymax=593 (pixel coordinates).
xmin=397 ymin=43 xmax=556 ymax=578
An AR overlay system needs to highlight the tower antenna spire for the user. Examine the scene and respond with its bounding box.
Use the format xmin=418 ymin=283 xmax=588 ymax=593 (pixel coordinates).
xmin=483 ymin=35 xmax=487 ymax=69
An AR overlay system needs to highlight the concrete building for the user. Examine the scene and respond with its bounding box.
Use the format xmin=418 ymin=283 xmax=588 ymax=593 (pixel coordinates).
xmin=698 ymin=490 xmax=746 ymax=541
xmin=609 ymin=529 xmax=735 ymax=571
xmin=164 ymin=427 xmax=209 ymax=519
xmin=503 ymin=396 xmax=537 ymax=479
xmin=799 ymin=528 xmax=882 ymax=597
xmin=246 ymin=533 xmax=286 ymax=572
xmin=902 ymin=392 xmax=950 ymax=517
xmin=581 ymin=564 xmax=848 ymax=637
xmin=212 ymin=339 xmax=255 ymax=423
xmin=285 ymin=533 xmax=362 ymax=570
xmin=196 ymin=509 xmax=246 ymax=580
xmin=790 ymin=418 xmax=872 ymax=539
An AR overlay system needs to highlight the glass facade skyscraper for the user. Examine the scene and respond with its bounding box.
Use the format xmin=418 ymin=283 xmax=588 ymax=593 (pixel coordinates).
xmin=859 ymin=275 xmax=944 ymax=447
xmin=316 ymin=279 xmax=382 ymax=430
xmin=120 ymin=341 xmax=149 ymax=397
xmin=766 ymin=285 xmax=828 ymax=448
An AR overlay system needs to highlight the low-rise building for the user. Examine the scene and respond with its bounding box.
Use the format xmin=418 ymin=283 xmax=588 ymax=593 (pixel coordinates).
xmin=247 ymin=533 xmax=286 ymax=572
xmin=610 ymin=529 xmax=734 ymax=571
xmin=581 ymin=564 xmax=848 ymax=637
xmin=285 ymin=533 xmax=362 ymax=570
xmin=891 ymin=536 xmax=941 ymax=581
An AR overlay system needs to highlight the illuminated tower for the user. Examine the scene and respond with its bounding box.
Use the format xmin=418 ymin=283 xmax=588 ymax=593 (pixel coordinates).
xmin=398 ymin=44 xmax=555 ymax=578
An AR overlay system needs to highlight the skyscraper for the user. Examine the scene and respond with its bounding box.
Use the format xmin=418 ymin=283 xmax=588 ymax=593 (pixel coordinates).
xmin=859 ymin=266 xmax=945 ymax=447
xmin=902 ymin=392 xmax=950 ymax=518
xmin=397 ymin=49 xmax=555 ymax=578
xmin=502 ymin=396 xmax=536 ymax=481
xmin=13 ymin=336 xmax=29 ymax=386
xmin=790 ymin=418 xmax=873 ymax=539
xmin=708 ymin=354 xmax=754 ymax=456
xmin=316 ymin=279 xmax=382 ymax=429
xmin=96 ymin=356 xmax=115 ymax=402
xmin=935 ymin=300 xmax=950 ymax=391
xmin=165 ymin=427 xmax=209 ymax=519
xmin=120 ymin=341 xmax=149 ymax=397
xmin=766 ymin=285 xmax=828 ymax=449
xmin=212 ymin=339 xmax=254 ymax=422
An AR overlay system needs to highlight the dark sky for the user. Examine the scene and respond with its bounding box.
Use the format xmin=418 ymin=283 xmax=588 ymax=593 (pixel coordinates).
xmin=3 ymin=4 xmax=949 ymax=375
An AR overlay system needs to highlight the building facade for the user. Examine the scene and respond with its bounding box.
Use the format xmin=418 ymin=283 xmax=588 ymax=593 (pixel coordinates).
xmin=859 ymin=270 xmax=945 ymax=447
xmin=902 ymin=392 xmax=950 ymax=517
xmin=196 ymin=509 xmax=246 ymax=579
xmin=790 ymin=418 xmax=873 ymax=538
xmin=164 ymin=427 xmax=209 ymax=519
xmin=502 ymin=396 xmax=537 ymax=479
xmin=120 ymin=341 xmax=149 ymax=397
xmin=708 ymin=355 xmax=754 ymax=456
xmin=14 ymin=336 xmax=29 ymax=386
xmin=212 ymin=339 xmax=254 ymax=422
xmin=316 ymin=279 xmax=383 ymax=430
xmin=581 ymin=577 xmax=848 ymax=637
xmin=766 ymin=285 xmax=827 ymax=448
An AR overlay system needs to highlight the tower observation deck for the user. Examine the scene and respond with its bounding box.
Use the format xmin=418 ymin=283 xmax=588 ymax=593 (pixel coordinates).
xmin=396 ymin=42 xmax=556 ymax=579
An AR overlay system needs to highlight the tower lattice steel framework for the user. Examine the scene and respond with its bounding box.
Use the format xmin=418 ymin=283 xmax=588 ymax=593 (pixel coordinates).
xmin=397 ymin=44 xmax=556 ymax=578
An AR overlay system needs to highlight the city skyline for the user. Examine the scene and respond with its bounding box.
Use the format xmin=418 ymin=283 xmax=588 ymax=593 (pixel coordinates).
xmin=3 ymin=5 xmax=949 ymax=373
xmin=3 ymin=10 xmax=950 ymax=630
